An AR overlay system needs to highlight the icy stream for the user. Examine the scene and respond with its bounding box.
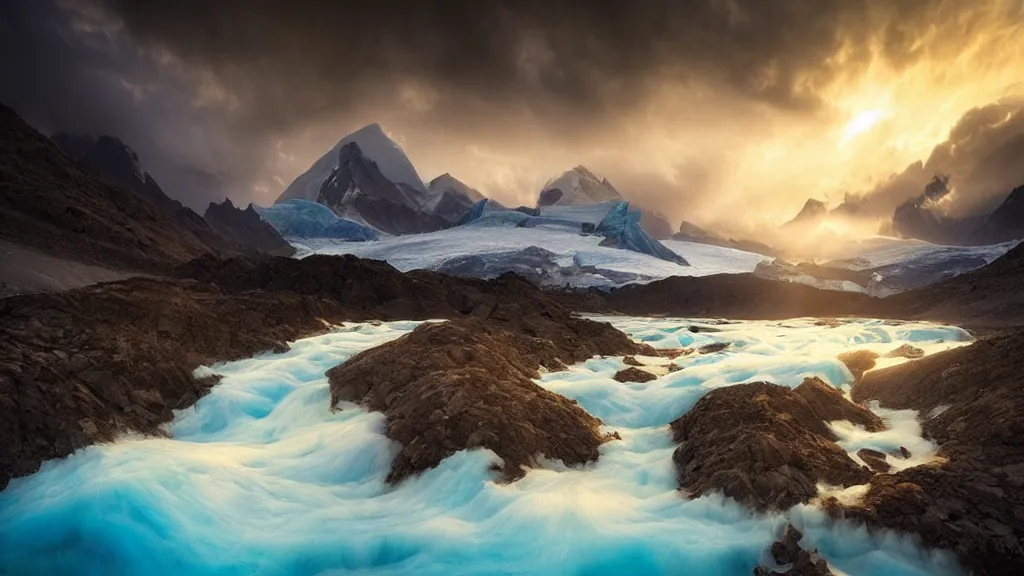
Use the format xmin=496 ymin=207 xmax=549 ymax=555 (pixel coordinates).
xmin=0 ymin=317 xmax=972 ymax=575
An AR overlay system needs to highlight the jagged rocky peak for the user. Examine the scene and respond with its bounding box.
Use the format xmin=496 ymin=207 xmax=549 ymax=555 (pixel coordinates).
xmin=315 ymin=141 xmax=445 ymax=235
xmin=786 ymin=198 xmax=829 ymax=226
xmin=202 ymin=197 xmax=294 ymax=257
xmin=277 ymin=122 xmax=428 ymax=205
xmin=539 ymin=165 xmax=623 ymax=207
xmin=428 ymin=172 xmax=485 ymax=203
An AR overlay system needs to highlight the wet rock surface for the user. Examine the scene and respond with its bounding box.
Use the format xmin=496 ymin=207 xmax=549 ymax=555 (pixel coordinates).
xmin=698 ymin=342 xmax=730 ymax=354
xmin=856 ymin=448 xmax=891 ymax=473
xmin=754 ymin=524 xmax=834 ymax=576
xmin=847 ymin=330 xmax=1024 ymax=575
xmin=613 ymin=367 xmax=657 ymax=383
xmin=837 ymin=350 xmax=879 ymax=383
xmin=670 ymin=377 xmax=877 ymax=511
xmin=883 ymin=343 xmax=925 ymax=359
xmin=327 ymin=318 xmax=637 ymax=483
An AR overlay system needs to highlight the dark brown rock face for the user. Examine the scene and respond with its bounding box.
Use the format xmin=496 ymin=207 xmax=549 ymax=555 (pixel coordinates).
xmin=327 ymin=319 xmax=641 ymax=483
xmin=856 ymin=449 xmax=891 ymax=473
xmin=755 ymin=524 xmax=833 ymax=576
xmin=0 ymin=277 xmax=354 ymax=490
xmin=1 ymin=253 xmax=650 ymax=491
xmin=613 ymin=367 xmax=657 ymax=383
xmin=203 ymin=199 xmax=295 ymax=257
xmin=847 ymin=331 xmax=1024 ymax=575
xmin=837 ymin=350 xmax=879 ymax=383
xmin=670 ymin=377 xmax=878 ymax=511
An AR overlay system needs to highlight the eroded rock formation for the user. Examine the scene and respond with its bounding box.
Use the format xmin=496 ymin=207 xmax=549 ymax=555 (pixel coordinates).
xmin=327 ymin=318 xmax=647 ymax=482
xmin=670 ymin=377 xmax=881 ymax=511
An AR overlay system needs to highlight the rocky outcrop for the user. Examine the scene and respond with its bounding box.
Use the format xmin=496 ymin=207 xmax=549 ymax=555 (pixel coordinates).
xmin=613 ymin=367 xmax=657 ymax=383
xmin=203 ymin=199 xmax=295 ymax=257
xmin=883 ymin=344 xmax=924 ymax=359
xmin=0 ymin=277 xmax=355 ymax=490
xmin=837 ymin=350 xmax=879 ymax=383
xmin=856 ymin=448 xmax=891 ymax=473
xmin=754 ymin=525 xmax=833 ymax=576
xmin=847 ymin=330 xmax=1024 ymax=575
xmin=670 ymin=378 xmax=879 ymax=511
xmin=327 ymin=318 xmax=642 ymax=482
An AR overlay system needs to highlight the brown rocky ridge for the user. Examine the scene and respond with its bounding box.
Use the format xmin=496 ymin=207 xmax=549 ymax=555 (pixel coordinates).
xmin=327 ymin=317 xmax=648 ymax=482
xmin=840 ymin=329 xmax=1024 ymax=575
xmin=670 ymin=377 xmax=883 ymax=511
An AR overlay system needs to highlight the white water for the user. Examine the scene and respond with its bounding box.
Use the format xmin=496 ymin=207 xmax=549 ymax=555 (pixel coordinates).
xmin=0 ymin=318 xmax=971 ymax=575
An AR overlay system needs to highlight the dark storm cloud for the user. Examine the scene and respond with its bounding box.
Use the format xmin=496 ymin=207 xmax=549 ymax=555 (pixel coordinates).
xmin=0 ymin=0 xmax=267 ymax=209
xmin=839 ymin=98 xmax=1024 ymax=219
xmin=5 ymin=0 xmax=1024 ymax=216
xmin=97 ymin=0 xmax=958 ymax=131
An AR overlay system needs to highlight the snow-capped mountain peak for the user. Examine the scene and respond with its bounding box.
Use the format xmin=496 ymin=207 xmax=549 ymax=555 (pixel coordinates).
xmin=538 ymin=165 xmax=623 ymax=207
xmin=277 ymin=123 xmax=428 ymax=205
xmin=428 ymin=173 xmax=485 ymax=204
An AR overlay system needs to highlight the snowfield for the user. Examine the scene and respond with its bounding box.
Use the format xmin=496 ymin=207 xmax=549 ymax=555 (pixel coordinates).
xmin=0 ymin=317 xmax=969 ymax=576
xmin=291 ymin=225 xmax=1017 ymax=293
xmin=294 ymin=226 xmax=770 ymax=288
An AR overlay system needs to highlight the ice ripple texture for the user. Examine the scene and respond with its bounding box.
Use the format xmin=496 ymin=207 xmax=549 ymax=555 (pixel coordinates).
xmin=0 ymin=318 xmax=972 ymax=575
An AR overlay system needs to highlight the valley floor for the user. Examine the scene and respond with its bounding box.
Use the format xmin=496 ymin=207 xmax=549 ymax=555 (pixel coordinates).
xmin=0 ymin=239 xmax=137 ymax=298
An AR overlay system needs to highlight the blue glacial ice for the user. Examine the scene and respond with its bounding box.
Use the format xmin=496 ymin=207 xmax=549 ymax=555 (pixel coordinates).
xmin=254 ymin=199 xmax=380 ymax=241
xmin=458 ymin=200 xmax=687 ymax=265
xmin=0 ymin=318 xmax=972 ymax=576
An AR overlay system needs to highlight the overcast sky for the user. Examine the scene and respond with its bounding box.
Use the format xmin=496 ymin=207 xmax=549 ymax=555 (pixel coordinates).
xmin=4 ymin=0 xmax=1024 ymax=239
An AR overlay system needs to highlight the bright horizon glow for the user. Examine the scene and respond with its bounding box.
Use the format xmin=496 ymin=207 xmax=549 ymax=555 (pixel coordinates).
xmin=840 ymin=108 xmax=889 ymax=146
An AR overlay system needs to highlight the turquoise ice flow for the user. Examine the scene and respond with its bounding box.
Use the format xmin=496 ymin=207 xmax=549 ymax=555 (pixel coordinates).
xmin=0 ymin=317 xmax=972 ymax=576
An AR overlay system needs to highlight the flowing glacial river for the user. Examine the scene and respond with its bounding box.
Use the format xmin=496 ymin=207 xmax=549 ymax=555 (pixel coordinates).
xmin=0 ymin=317 xmax=973 ymax=576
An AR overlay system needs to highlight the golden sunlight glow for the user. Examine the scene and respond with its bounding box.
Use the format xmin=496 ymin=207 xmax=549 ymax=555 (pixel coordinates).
xmin=840 ymin=109 xmax=888 ymax=145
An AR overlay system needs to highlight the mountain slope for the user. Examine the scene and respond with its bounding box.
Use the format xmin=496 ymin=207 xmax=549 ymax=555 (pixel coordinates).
xmin=52 ymin=131 xmax=294 ymax=258
xmin=0 ymin=103 xmax=212 ymax=272
xmin=316 ymin=142 xmax=446 ymax=234
xmin=204 ymin=199 xmax=295 ymax=257
xmin=277 ymin=123 xmax=428 ymax=204
xmin=673 ymin=220 xmax=778 ymax=257
xmin=972 ymin=184 xmax=1024 ymax=245
xmin=538 ymin=166 xmax=623 ymax=207
xmin=427 ymin=173 xmax=489 ymax=224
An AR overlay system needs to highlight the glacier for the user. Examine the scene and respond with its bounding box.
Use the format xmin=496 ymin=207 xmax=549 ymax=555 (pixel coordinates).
xmin=453 ymin=199 xmax=686 ymax=265
xmin=0 ymin=317 xmax=972 ymax=576
xmin=254 ymin=199 xmax=380 ymax=241
xmin=296 ymin=225 xmax=769 ymax=288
